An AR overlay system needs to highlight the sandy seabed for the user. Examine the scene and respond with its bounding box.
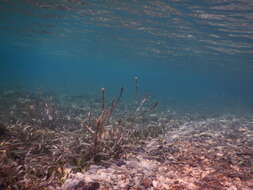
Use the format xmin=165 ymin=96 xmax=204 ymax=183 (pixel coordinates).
xmin=62 ymin=117 xmax=253 ymax=190
xmin=0 ymin=90 xmax=253 ymax=190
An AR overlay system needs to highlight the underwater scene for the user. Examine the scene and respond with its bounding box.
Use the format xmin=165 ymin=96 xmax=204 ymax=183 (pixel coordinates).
xmin=1 ymin=0 xmax=253 ymax=189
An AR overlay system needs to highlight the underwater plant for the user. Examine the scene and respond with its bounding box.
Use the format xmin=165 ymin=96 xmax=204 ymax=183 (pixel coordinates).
xmin=0 ymin=83 xmax=162 ymax=189
xmin=134 ymin=76 xmax=139 ymax=99
xmin=101 ymin=88 xmax=105 ymax=110
xmin=83 ymin=87 xmax=124 ymax=161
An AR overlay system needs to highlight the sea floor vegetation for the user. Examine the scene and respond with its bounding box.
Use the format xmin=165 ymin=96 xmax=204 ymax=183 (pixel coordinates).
xmin=0 ymin=90 xmax=253 ymax=190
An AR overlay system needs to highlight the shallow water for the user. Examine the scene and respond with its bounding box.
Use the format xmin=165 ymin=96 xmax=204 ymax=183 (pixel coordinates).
xmin=0 ymin=0 xmax=253 ymax=114
xmin=1 ymin=2 xmax=253 ymax=189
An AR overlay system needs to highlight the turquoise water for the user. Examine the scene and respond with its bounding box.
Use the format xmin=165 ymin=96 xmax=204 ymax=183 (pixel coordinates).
xmin=1 ymin=0 xmax=253 ymax=113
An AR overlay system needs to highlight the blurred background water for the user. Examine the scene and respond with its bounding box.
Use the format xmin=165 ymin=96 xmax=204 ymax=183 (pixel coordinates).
xmin=0 ymin=0 xmax=253 ymax=114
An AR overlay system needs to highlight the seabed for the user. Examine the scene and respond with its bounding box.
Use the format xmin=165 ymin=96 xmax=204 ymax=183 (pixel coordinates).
xmin=0 ymin=90 xmax=253 ymax=190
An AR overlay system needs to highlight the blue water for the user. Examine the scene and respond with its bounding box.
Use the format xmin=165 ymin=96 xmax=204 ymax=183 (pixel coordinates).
xmin=1 ymin=0 xmax=253 ymax=113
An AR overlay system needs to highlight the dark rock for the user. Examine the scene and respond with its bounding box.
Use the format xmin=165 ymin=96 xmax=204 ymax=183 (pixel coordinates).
xmin=0 ymin=123 xmax=8 ymax=137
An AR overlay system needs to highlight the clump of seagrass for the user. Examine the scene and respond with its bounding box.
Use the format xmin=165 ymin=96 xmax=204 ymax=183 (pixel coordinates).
xmin=125 ymin=96 xmax=159 ymax=123
xmin=83 ymin=87 xmax=124 ymax=162
xmin=0 ymin=87 xmax=163 ymax=190
xmin=135 ymin=97 xmax=159 ymax=116
xmin=132 ymin=76 xmax=159 ymax=121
